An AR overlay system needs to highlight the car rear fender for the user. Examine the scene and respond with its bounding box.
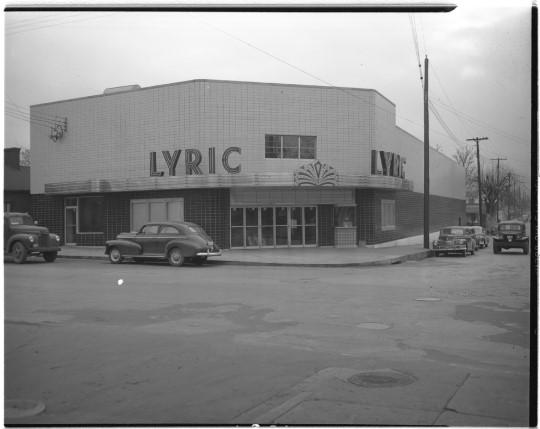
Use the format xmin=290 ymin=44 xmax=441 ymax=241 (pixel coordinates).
xmin=164 ymin=239 xmax=200 ymax=258
xmin=105 ymin=240 xmax=142 ymax=255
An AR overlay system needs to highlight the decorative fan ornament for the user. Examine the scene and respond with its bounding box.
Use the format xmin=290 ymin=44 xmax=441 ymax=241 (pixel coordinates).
xmin=294 ymin=161 xmax=338 ymax=186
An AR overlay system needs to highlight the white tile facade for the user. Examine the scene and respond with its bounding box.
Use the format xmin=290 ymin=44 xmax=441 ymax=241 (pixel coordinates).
xmin=30 ymin=79 xmax=464 ymax=200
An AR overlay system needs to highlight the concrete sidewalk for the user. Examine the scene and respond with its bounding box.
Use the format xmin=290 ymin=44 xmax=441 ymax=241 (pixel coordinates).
xmin=58 ymin=244 xmax=432 ymax=267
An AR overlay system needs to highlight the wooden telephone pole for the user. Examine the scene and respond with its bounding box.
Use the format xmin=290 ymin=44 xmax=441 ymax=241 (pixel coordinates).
xmin=466 ymin=137 xmax=488 ymax=227
xmin=423 ymin=56 xmax=430 ymax=249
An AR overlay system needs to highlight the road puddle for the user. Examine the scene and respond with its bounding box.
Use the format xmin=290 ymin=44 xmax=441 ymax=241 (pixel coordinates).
xmin=453 ymin=302 xmax=529 ymax=348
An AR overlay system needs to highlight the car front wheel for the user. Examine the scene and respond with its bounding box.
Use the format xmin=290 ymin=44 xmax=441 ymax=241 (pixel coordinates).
xmin=168 ymin=248 xmax=184 ymax=267
xmin=109 ymin=247 xmax=123 ymax=264
xmin=43 ymin=252 xmax=57 ymax=263
xmin=12 ymin=241 xmax=27 ymax=264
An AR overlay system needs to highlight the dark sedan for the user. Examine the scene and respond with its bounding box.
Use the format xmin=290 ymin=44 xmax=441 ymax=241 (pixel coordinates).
xmin=469 ymin=225 xmax=489 ymax=249
xmin=492 ymin=221 xmax=529 ymax=255
xmin=432 ymin=226 xmax=476 ymax=257
xmin=105 ymin=221 xmax=221 ymax=266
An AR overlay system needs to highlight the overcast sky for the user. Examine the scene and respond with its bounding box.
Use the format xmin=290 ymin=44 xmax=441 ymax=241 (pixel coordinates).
xmin=4 ymin=1 xmax=533 ymax=186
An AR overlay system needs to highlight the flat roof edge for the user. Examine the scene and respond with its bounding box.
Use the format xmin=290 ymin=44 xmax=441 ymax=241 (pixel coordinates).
xmin=30 ymin=79 xmax=396 ymax=108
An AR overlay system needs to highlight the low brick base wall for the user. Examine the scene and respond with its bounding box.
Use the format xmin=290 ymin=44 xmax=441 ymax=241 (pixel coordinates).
xmin=356 ymin=189 xmax=465 ymax=245
xmin=31 ymin=189 xmax=231 ymax=248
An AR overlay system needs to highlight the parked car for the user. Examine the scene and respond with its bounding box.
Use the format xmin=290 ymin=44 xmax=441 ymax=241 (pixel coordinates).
xmin=4 ymin=212 xmax=61 ymax=263
xmin=432 ymin=226 xmax=476 ymax=257
xmin=469 ymin=225 xmax=489 ymax=249
xmin=492 ymin=221 xmax=529 ymax=255
xmin=105 ymin=221 xmax=221 ymax=266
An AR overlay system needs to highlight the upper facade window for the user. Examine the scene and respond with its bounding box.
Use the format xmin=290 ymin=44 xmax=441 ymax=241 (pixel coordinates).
xmin=265 ymin=135 xmax=317 ymax=159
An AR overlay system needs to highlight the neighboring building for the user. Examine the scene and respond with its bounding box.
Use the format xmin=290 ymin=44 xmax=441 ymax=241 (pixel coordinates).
xmin=465 ymin=197 xmax=480 ymax=226
xmin=4 ymin=147 xmax=31 ymax=213
xmin=30 ymin=79 xmax=466 ymax=248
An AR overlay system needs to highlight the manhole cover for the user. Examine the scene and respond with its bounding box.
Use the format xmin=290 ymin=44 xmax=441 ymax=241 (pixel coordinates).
xmin=348 ymin=370 xmax=416 ymax=388
xmin=415 ymin=297 xmax=441 ymax=302
xmin=357 ymin=322 xmax=390 ymax=330
xmin=5 ymin=399 xmax=46 ymax=419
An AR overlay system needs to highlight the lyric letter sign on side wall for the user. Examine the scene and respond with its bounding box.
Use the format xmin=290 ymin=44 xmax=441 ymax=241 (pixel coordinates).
xmin=150 ymin=147 xmax=241 ymax=176
xmin=371 ymin=150 xmax=406 ymax=179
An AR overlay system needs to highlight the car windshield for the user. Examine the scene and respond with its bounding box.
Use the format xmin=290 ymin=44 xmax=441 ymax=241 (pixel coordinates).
xmin=441 ymin=228 xmax=465 ymax=235
xmin=499 ymin=224 xmax=523 ymax=232
xmin=8 ymin=215 xmax=34 ymax=226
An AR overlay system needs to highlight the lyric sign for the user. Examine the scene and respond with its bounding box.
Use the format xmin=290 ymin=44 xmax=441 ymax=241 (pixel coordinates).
xmin=150 ymin=147 xmax=241 ymax=176
xmin=371 ymin=150 xmax=406 ymax=179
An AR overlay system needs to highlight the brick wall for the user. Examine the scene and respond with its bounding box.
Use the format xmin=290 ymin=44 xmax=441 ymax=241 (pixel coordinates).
xmin=30 ymin=194 xmax=64 ymax=239
xmin=31 ymin=188 xmax=230 ymax=248
xmin=317 ymin=204 xmax=334 ymax=247
xmin=4 ymin=191 xmax=32 ymax=213
xmin=356 ymin=189 xmax=465 ymax=244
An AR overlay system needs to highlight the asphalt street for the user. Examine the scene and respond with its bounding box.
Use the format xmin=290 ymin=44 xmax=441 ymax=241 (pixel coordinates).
xmin=4 ymin=247 xmax=532 ymax=425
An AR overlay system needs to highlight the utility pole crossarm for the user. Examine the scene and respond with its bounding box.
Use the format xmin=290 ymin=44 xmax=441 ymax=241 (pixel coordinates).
xmin=466 ymin=137 xmax=488 ymax=228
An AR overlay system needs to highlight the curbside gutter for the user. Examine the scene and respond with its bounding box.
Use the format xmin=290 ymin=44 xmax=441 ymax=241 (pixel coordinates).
xmin=57 ymin=249 xmax=433 ymax=267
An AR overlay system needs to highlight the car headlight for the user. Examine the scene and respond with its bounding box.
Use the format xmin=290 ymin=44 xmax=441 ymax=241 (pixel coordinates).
xmin=50 ymin=234 xmax=60 ymax=242
xmin=28 ymin=235 xmax=36 ymax=243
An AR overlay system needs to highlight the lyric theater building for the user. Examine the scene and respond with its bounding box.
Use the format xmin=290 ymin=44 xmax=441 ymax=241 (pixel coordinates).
xmin=30 ymin=79 xmax=465 ymax=249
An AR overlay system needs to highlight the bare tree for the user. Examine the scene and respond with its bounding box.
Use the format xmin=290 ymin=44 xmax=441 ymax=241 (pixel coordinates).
xmin=453 ymin=145 xmax=477 ymax=201
xmin=481 ymin=167 xmax=512 ymax=222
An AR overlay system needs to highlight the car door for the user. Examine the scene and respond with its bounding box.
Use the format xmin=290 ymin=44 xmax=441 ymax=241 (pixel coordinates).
xmin=136 ymin=224 xmax=161 ymax=255
xmin=158 ymin=225 xmax=181 ymax=255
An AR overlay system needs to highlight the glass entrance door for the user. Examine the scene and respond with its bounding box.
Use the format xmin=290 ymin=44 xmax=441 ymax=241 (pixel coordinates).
xmin=65 ymin=207 xmax=77 ymax=244
xmin=230 ymin=206 xmax=317 ymax=248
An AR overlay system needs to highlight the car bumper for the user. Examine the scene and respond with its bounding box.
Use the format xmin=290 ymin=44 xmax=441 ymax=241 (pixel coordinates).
xmin=28 ymin=245 xmax=61 ymax=254
xmin=196 ymin=249 xmax=222 ymax=257
xmin=433 ymin=245 xmax=467 ymax=252
xmin=493 ymin=239 xmax=528 ymax=248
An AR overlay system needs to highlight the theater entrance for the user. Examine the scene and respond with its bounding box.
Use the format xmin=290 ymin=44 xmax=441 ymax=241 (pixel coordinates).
xmin=230 ymin=206 xmax=317 ymax=248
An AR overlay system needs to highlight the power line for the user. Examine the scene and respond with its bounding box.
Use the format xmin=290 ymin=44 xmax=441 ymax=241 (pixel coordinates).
xmin=6 ymin=12 xmax=84 ymax=31
xmin=190 ymin=13 xmax=438 ymax=136
xmin=431 ymin=99 xmax=529 ymax=146
xmin=6 ymin=12 xmax=114 ymax=36
xmin=408 ymin=14 xmax=423 ymax=90
xmin=5 ymin=110 xmax=54 ymax=129
xmin=5 ymin=101 xmax=65 ymax=123
xmin=430 ymin=64 xmax=473 ymax=139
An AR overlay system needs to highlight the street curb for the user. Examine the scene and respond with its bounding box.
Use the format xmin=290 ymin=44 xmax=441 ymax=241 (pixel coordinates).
xmin=56 ymin=250 xmax=432 ymax=267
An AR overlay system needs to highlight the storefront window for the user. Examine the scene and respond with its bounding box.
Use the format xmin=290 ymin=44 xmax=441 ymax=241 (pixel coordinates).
xmin=381 ymin=199 xmax=396 ymax=230
xmin=261 ymin=207 xmax=274 ymax=247
xmin=231 ymin=207 xmax=244 ymax=227
xmin=300 ymin=136 xmax=316 ymax=159
xmin=231 ymin=208 xmax=244 ymax=247
xmin=265 ymin=135 xmax=281 ymax=158
xmin=283 ymin=136 xmax=299 ymax=158
xmin=275 ymin=207 xmax=288 ymax=246
xmin=334 ymin=207 xmax=356 ymax=228
xmin=265 ymin=135 xmax=317 ymax=159
xmin=78 ymin=197 xmax=104 ymax=233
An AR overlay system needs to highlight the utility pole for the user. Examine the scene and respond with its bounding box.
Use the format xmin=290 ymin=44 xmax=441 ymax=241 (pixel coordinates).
xmin=490 ymin=157 xmax=507 ymax=222
xmin=466 ymin=137 xmax=488 ymax=227
xmin=423 ymin=56 xmax=430 ymax=249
